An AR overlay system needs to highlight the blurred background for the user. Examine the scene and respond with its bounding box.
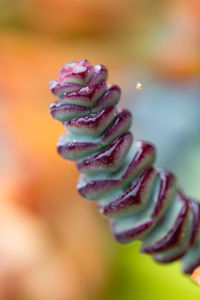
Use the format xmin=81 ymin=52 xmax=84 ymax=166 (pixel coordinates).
xmin=0 ymin=0 xmax=200 ymax=299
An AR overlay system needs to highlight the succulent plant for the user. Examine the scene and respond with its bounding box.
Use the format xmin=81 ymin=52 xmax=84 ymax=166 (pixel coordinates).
xmin=50 ymin=59 xmax=200 ymax=275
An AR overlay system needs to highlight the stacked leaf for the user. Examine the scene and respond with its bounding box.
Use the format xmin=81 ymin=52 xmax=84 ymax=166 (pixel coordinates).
xmin=50 ymin=60 xmax=200 ymax=274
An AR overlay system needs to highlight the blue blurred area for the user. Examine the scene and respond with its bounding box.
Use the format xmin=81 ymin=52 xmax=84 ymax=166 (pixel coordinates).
xmin=130 ymin=77 xmax=200 ymax=199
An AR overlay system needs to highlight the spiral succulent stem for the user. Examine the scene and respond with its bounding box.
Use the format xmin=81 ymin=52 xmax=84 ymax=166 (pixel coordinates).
xmin=50 ymin=60 xmax=200 ymax=275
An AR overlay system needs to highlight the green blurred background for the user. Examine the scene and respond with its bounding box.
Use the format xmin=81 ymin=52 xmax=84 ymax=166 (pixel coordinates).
xmin=0 ymin=0 xmax=200 ymax=299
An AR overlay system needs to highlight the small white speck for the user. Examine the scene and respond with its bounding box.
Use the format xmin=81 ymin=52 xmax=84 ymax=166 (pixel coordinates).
xmin=136 ymin=81 xmax=143 ymax=91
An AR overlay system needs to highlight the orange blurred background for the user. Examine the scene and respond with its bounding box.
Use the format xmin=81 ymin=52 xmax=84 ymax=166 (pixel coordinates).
xmin=0 ymin=0 xmax=200 ymax=299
